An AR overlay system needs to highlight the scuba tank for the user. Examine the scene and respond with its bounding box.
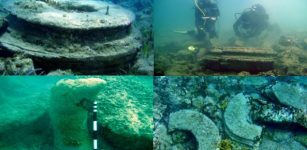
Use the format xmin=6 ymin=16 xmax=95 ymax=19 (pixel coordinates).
xmin=233 ymin=4 xmax=269 ymax=38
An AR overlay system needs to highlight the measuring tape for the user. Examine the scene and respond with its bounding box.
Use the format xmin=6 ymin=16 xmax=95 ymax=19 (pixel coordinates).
xmin=93 ymin=101 xmax=98 ymax=150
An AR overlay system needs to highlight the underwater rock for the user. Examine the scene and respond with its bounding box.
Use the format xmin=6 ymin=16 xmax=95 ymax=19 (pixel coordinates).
xmin=168 ymin=110 xmax=221 ymax=150
xmin=269 ymin=128 xmax=293 ymax=142
xmin=200 ymin=47 xmax=276 ymax=73
xmin=47 ymin=69 xmax=73 ymax=76
xmin=272 ymin=82 xmax=307 ymax=112
xmin=95 ymin=77 xmax=153 ymax=150
xmin=206 ymin=84 xmax=223 ymax=99
xmin=201 ymin=96 xmax=220 ymax=120
xmin=0 ymin=12 xmax=8 ymax=35
xmin=0 ymin=55 xmax=36 ymax=75
xmin=224 ymin=93 xmax=263 ymax=147
xmin=275 ymin=45 xmax=307 ymax=75
xmin=260 ymin=137 xmax=306 ymax=150
xmin=251 ymin=99 xmax=307 ymax=129
xmin=0 ymin=58 xmax=4 ymax=73
xmin=239 ymin=77 xmax=268 ymax=92
xmin=294 ymin=133 xmax=307 ymax=147
xmin=154 ymin=93 xmax=167 ymax=121
xmin=191 ymin=96 xmax=206 ymax=110
xmin=0 ymin=0 xmax=141 ymax=74
xmin=279 ymin=36 xmax=298 ymax=46
xmin=132 ymin=54 xmax=154 ymax=75
xmin=0 ymin=93 xmax=48 ymax=135
xmin=0 ymin=112 xmax=53 ymax=150
xmin=50 ymin=78 xmax=106 ymax=150
xmin=153 ymin=124 xmax=172 ymax=150
xmin=4 ymin=0 xmax=134 ymax=30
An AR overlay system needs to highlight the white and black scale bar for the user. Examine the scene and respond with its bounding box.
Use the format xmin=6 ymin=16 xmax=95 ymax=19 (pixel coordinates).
xmin=93 ymin=101 xmax=99 ymax=150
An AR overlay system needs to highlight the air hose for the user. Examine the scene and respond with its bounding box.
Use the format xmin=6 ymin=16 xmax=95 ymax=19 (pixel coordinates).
xmin=194 ymin=0 xmax=206 ymax=18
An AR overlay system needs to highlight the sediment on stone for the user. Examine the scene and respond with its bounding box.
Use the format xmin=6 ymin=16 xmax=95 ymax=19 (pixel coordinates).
xmin=49 ymin=78 xmax=106 ymax=150
xmin=272 ymin=82 xmax=307 ymax=112
xmin=224 ymin=93 xmax=263 ymax=147
xmin=201 ymin=47 xmax=276 ymax=73
xmin=95 ymin=77 xmax=153 ymax=150
xmin=251 ymin=99 xmax=307 ymax=129
xmin=168 ymin=109 xmax=221 ymax=150
xmin=0 ymin=0 xmax=141 ymax=74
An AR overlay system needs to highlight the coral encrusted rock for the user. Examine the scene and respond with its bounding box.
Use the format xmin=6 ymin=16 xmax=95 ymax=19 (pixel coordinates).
xmin=95 ymin=77 xmax=153 ymax=150
xmin=153 ymin=124 xmax=172 ymax=150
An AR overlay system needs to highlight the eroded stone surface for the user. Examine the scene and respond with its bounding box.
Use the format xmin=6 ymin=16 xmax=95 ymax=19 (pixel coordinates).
xmin=153 ymin=124 xmax=172 ymax=150
xmin=0 ymin=55 xmax=35 ymax=75
xmin=168 ymin=109 xmax=221 ymax=150
xmin=224 ymin=93 xmax=263 ymax=147
xmin=201 ymin=47 xmax=276 ymax=72
xmin=50 ymin=78 xmax=106 ymax=150
xmin=95 ymin=77 xmax=153 ymax=150
xmin=0 ymin=0 xmax=141 ymax=73
xmin=272 ymin=82 xmax=307 ymax=112
xmin=0 ymin=12 xmax=8 ymax=34
xmin=3 ymin=0 xmax=134 ymax=30
xmin=0 ymin=26 xmax=141 ymax=73
xmin=260 ymin=137 xmax=306 ymax=150
xmin=239 ymin=77 xmax=268 ymax=91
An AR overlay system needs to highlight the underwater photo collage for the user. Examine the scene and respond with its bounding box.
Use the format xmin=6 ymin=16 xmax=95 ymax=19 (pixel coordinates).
xmin=0 ymin=0 xmax=306 ymax=150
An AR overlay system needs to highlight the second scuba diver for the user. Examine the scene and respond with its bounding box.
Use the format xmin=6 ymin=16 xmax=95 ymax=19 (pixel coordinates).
xmin=233 ymin=4 xmax=269 ymax=38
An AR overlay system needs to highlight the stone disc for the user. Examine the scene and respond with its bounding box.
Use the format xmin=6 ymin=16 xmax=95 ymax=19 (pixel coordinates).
xmin=0 ymin=30 xmax=141 ymax=73
xmin=3 ymin=0 xmax=135 ymax=30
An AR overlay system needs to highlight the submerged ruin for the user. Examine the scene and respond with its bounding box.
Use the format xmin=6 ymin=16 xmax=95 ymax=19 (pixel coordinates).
xmin=0 ymin=0 xmax=141 ymax=74
xmin=200 ymin=47 xmax=276 ymax=73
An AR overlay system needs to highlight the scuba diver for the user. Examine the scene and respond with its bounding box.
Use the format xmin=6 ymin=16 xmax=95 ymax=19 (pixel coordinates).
xmin=194 ymin=0 xmax=220 ymax=39
xmin=233 ymin=4 xmax=269 ymax=38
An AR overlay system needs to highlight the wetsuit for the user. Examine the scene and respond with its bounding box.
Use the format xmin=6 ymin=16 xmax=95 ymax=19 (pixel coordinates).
xmin=195 ymin=0 xmax=220 ymax=39
xmin=233 ymin=4 xmax=269 ymax=38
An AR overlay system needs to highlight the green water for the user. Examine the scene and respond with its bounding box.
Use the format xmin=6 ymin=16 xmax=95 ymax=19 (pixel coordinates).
xmin=0 ymin=76 xmax=153 ymax=150
xmin=154 ymin=0 xmax=307 ymax=76
xmin=154 ymin=0 xmax=307 ymax=48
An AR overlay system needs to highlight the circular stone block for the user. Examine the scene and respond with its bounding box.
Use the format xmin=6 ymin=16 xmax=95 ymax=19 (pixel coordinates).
xmin=272 ymin=82 xmax=307 ymax=112
xmin=0 ymin=27 xmax=141 ymax=73
xmin=168 ymin=110 xmax=221 ymax=150
xmin=3 ymin=0 xmax=135 ymax=30
xmin=0 ymin=0 xmax=141 ymax=74
xmin=224 ymin=93 xmax=263 ymax=147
